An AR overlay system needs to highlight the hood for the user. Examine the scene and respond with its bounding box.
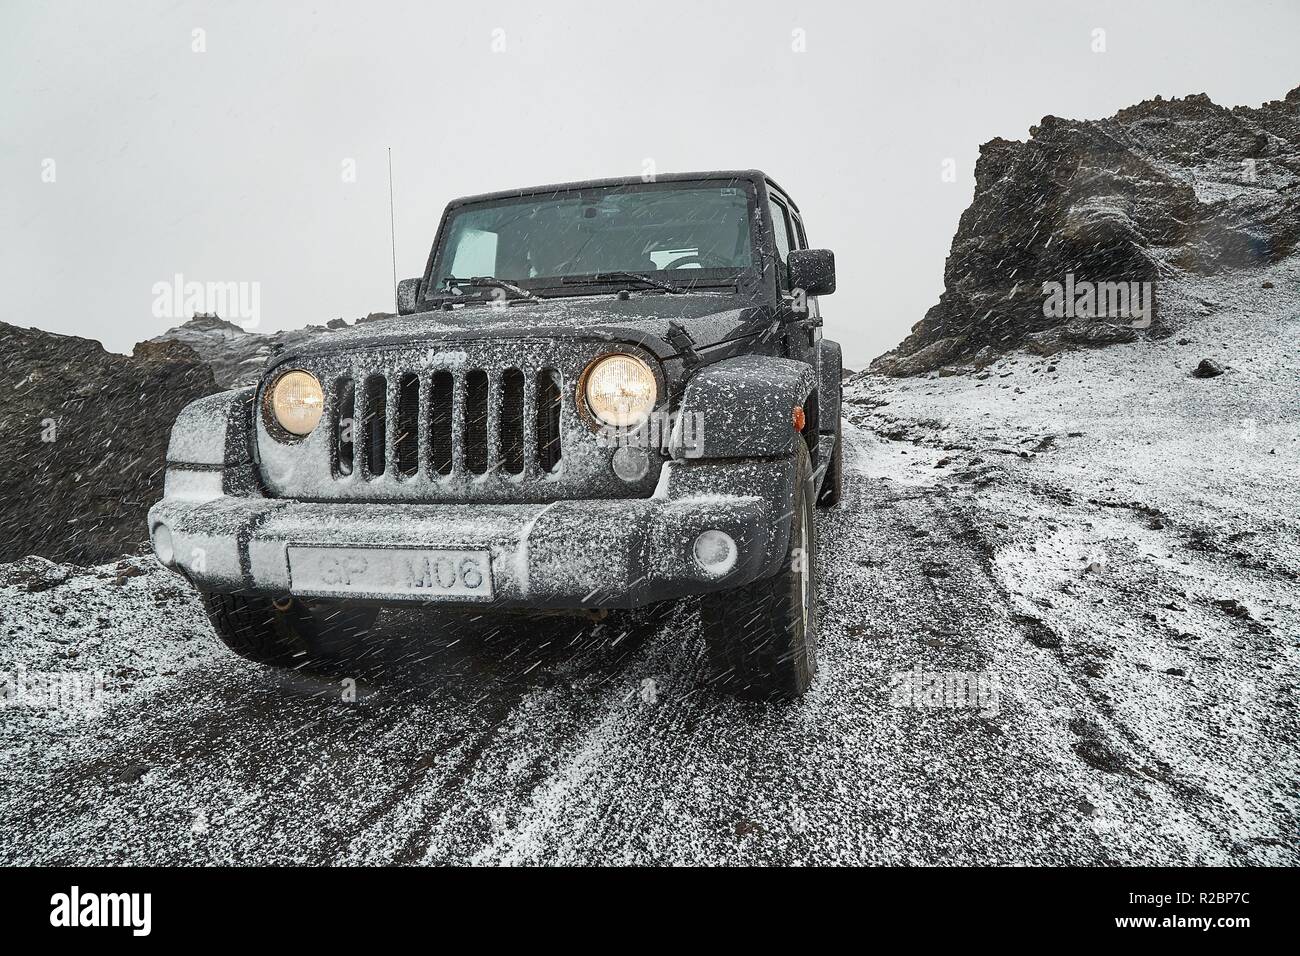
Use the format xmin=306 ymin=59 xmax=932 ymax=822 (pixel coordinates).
xmin=274 ymin=294 xmax=775 ymax=368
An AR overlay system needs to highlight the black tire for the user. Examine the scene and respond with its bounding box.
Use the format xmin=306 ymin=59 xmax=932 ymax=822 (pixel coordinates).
xmin=701 ymin=441 xmax=819 ymax=700
xmin=817 ymin=416 xmax=843 ymax=508
xmin=199 ymin=591 xmax=379 ymax=668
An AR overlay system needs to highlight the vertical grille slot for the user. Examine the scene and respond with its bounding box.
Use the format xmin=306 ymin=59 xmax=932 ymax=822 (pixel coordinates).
xmin=335 ymin=377 xmax=355 ymax=477
xmin=500 ymin=368 xmax=525 ymax=475
xmin=464 ymin=370 xmax=489 ymax=475
xmin=536 ymin=369 xmax=562 ymax=473
xmin=395 ymin=373 xmax=420 ymax=478
xmin=328 ymin=358 xmax=567 ymax=489
xmin=363 ymin=374 xmax=387 ymax=478
xmin=429 ymin=370 xmax=454 ymax=476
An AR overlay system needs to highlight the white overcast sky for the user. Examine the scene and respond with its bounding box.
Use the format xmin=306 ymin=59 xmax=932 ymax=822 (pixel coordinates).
xmin=3 ymin=0 xmax=1296 ymax=368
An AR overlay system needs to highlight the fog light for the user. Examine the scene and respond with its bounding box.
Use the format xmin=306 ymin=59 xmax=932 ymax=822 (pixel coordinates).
xmin=611 ymin=446 xmax=649 ymax=481
xmin=692 ymin=530 xmax=737 ymax=577
xmin=152 ymin=523 xmax=175 ymax=567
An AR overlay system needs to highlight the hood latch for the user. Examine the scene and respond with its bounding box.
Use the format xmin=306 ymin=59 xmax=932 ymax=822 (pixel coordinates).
xmin=665 ymin=321 xmax=700 ymax=367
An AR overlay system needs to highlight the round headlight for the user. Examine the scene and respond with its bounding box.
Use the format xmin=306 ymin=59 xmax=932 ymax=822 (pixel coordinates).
xmin=583 ymin=354 xmax=657 ymax=428
xmin=270 ymin=370 xmax=324 ymax=436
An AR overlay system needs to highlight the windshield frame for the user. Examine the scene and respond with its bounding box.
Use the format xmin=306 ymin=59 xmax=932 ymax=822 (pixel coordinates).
xmin=420 ymin=176 xmax=764 ymax=306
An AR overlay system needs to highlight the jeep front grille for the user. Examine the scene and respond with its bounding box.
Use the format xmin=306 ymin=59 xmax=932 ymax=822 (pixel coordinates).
xmin=256 ymin=340 xmax=662 ymax=504
xmin=331 ymin=367 xmax=564 ymax=483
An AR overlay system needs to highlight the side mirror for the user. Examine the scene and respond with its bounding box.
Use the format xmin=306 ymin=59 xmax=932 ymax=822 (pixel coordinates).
xmin=396 ymin=277 xmax=423 ymax=315
xmin=788 ymin=249 xmax=836 ymax=297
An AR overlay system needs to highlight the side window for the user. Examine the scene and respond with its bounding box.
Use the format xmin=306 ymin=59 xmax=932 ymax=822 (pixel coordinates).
xmin=767 ymin=196 xmax=793 ymax=289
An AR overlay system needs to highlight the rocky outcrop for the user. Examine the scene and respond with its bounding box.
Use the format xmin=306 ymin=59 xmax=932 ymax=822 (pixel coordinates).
xmin=141 ymin=315 xmax=270 ymax=387
xmin=0 ymin=323 xmax=218 ymax=564
xmin=0 ymin=308 xmax=397 ymax=563
xmin=145 ymin=312 xmax=391 ymax=388
xmin=873 ymin=86 xmax=1300 ymax=376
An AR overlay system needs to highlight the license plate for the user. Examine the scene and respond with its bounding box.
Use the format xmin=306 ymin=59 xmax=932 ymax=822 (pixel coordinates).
xmin=287 ymin=546 xmax=493 ymax=600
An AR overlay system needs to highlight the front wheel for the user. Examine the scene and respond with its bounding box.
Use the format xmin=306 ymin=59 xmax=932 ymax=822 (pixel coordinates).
xmin=199 ymin=592 xmax=379 ymax=668
xmin=701 ymin=441 xmax=819 ymax=700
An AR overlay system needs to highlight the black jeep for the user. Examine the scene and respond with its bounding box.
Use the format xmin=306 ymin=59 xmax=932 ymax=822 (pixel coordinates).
xmin=148 ymin=170 xmax=843 ymax=699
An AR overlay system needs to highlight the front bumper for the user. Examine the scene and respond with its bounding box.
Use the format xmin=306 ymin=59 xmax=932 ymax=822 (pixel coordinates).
xmin=147 ymin=458 xmax=796 ymax=609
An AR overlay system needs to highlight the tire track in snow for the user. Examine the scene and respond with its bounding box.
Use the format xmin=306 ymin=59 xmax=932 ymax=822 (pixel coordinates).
xmin=2 ymin=426 xmax=1270 ymax=863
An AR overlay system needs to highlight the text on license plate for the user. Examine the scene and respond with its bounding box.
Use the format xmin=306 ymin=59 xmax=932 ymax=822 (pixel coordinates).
xmin=287 ymin=547 xmax=493 ymax=599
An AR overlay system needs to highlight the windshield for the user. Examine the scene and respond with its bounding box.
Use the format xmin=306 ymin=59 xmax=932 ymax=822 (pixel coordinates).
xmin=428 ymin=181 xmax=757 ymax=298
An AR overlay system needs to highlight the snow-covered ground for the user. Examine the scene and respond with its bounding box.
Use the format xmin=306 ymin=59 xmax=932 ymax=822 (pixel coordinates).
xmin=0 ymin=260 xmax=1295 ymax=865
xmin=841 ymin=256 xmax=1299 ymax=865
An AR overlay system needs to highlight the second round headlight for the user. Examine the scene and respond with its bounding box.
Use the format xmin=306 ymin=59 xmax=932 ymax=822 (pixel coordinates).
xmin=583 ymin=354 xmax=657 ymax=427
xmin=270 ymin=370 xmax=324 ymax=436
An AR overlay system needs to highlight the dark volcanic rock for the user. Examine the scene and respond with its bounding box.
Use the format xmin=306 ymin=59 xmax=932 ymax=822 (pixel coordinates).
xmin=1192 ymin=358 xmax=1225 ymax=378
xmin=5 ymin=556 xmax=73 ymax=593
xmin=873 ymin=86 xmax=1300 ymax=376
xmin=0 ymin=323 xmax=219 ymax=565
xmin=145 ymin=315 xmax=309 ymax=389
xmin=142 ymin=315 xmax=273 ymax=388
xmin=1014 ymin=613 xmax=1062 ymax=649
xmin=144 ymin=312 xmax=391 ymax=388
xmin=0 ymin=309 xmax=392 ymax=563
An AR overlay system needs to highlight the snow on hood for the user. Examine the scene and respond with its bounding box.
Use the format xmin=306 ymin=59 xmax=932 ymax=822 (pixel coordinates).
xmin=278 ymin=294 xmax=773 ymax=365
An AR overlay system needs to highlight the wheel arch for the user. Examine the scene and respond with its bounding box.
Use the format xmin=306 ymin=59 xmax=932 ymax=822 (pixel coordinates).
xmin=671 ymin=354 xmax=818 ymax=460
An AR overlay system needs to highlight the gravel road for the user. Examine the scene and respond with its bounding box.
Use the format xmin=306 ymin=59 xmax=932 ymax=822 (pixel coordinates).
xmin=2 ymin=423 xmax=1291 ymax=864
xmin=3 ymin=262 xmax=1296 ymax=864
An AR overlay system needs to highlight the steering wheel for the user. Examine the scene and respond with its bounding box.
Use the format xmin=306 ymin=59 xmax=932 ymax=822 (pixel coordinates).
xmin=661 ymin=251 xmax=733 ymax=270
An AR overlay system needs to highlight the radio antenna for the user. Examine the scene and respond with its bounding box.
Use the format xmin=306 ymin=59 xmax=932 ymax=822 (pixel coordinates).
xmin=387 ymin=146 xmax=398 ymax=311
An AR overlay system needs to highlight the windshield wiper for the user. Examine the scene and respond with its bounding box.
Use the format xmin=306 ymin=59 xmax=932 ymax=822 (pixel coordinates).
xmin=442 ymin=276 xmax=540 ymax=302
xmin=561 ymin=272 xmax=686 ymax=295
